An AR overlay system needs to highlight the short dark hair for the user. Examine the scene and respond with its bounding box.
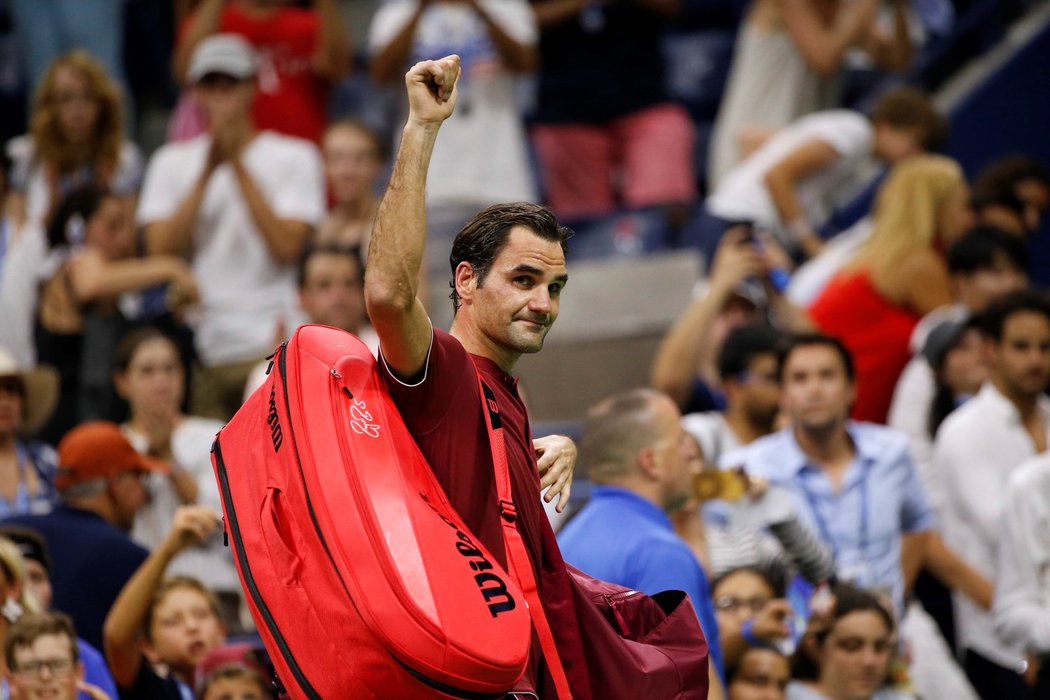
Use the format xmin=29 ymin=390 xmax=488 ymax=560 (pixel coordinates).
xmin=711 ymin=565 xmax=787 ymax=599
xmin=5 ymin=612 xmax=79 ymax=671
xmin=778 ymin=333 xmax=855 ymax=382
xmin=790 ymin=583 xmax=894 ymax=681
xmin=978 ymin=288 xmax=1050 ymax=342
xmin=947 ymin=226 xmax=1028 ymax=275
xmin=971 ymin=155 xmax=1050 ymax=212
xmin=448 ymin=202 xmax=571 ymax=311
xmin=46 ymin=183 xmax=114 ymax=250
xmin=296 ymin=243 xmax=364 ymax=289
xmin=868 ymin=86 xmax=947 ymax=151
xmin=718 ymin=323 xmax=783 ymax=381
xmin=113 ymin=326 xmax=179 ymax=373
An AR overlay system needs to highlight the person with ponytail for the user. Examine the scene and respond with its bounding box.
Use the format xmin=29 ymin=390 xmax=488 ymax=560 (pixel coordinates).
xmin=808 ymin=156 xmax=975 ymax=423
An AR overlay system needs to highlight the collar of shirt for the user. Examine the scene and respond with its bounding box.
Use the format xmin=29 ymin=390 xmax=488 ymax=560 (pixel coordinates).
xmin=469 ymin=352 xmax=520 ymax=391
xmin=589 ymin=484 xmax=673 ymax=531
xmin=975 ymin=381 xmax=1050 ymax=425
xmin=784 ymin=422 xmax=877 ymax=486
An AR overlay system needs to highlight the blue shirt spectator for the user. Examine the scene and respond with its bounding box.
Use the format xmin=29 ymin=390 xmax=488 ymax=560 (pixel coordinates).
xmin=559 ymin=484 xmax=725 ymax=680
xmin=724 ymin=421 xmax=933 ymax=612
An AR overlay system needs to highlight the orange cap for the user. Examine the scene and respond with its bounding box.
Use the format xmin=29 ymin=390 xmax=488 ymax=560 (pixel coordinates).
xmin=54 ymin=422 xmax=168 ymax=491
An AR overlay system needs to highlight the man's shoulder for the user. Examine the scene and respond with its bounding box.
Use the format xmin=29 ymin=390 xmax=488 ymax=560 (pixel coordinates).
xmin=144 ymin=135 xmax=207 ymax=171
xmin=936 ymin=386 xmax=1000 ymax=440
xmin=254 ymin=130 xmax=321 ymax=159
xmin=850 ymin=421 xmax=910 ymax=460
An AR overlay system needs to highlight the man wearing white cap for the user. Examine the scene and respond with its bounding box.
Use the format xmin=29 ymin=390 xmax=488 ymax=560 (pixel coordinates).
xmin=0 ymin=347 xmax=60 ymax=517
xmin=137 ymin=34 xmax=325 ymax=420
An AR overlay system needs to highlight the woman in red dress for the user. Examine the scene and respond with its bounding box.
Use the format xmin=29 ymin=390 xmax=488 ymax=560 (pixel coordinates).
xmin=809 ymin=155 xmax=975 ymax=423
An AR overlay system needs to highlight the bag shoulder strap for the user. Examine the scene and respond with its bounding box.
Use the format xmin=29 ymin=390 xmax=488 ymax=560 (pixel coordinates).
xmin=473 ymin=366 xmax=573 ymax=700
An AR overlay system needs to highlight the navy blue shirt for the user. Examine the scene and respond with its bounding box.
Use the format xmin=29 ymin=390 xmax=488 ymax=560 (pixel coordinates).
xmin=3 ymin=506 xmax=148 ymax=650
xmin=558 ymin=485 xmax=724 ymax=679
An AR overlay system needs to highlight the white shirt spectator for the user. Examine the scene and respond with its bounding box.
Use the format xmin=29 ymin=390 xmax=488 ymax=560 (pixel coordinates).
xmin=368 ymin=0 xmax=538 ymax=207
xmin=137 ymin=132 xmax=324 ymax=366
xmin=933 ymin=382 xmax=1050 ymax=669
xmin=707 ymin=110 xmax=876 ymax=242
xmin=785 ymin=218 xmax=871 ymax=309
xmin=993 ymin=452 xmax=1050 ymax=654
xmin=124 ymin=417 xmax=240 ymax=594
xmin=0 ymin=221 xmax=46 ymax=366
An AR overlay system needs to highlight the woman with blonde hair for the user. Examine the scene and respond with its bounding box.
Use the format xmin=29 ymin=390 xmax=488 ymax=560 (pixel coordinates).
xmin=5 ymin=50 xmax=142 ymax=230
xmin=809 ymin=155 xmax=975 ymax=423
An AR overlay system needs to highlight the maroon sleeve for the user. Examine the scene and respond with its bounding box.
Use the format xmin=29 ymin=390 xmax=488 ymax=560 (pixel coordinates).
xmin=378 ymin=328 xmax=475 ymax=438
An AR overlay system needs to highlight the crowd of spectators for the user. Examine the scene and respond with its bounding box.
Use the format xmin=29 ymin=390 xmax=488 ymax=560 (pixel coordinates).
xmin=0 ymin=1 xmax=1046 ymax=699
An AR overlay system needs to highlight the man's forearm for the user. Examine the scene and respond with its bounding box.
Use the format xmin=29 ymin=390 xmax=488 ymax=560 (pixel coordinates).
xmin=366 ymin=122 xmax=439 ymax=308
xmin=232 ymin=159 xmax=310 ymax=264
xmin=145 ymin=177 xmax=209 ymax=257
xmin=313 ymin=0 xmax=351 ymax=79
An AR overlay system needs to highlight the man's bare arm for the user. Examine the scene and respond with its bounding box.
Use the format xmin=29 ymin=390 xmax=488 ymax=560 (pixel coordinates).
xmin=365 ymin=56 xmax=461 ymax=378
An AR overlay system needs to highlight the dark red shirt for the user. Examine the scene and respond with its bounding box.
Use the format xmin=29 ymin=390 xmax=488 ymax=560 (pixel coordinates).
xmin=380 ymin=329 xmax=589 ymax=697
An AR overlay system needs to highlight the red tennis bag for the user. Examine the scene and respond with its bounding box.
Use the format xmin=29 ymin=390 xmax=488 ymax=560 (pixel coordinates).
xmin=211 ymin=325 xmax=532 ymax=699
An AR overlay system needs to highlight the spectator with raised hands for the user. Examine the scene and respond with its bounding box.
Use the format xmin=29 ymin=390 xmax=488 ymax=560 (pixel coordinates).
xmin=369 ymin=0 xmax=540 ymax=281
xmin=112 ymin=328 xmax=240 ymax=630
xmin=171 ymin=0 xmax=351 ymax=143
xmin=708 ymin=0 xmax=913 ymax=187
xmin=104 ymin=504 xmax=226 ymax=700
xmin=33 ymin=184 xmax=198 ymax=444
xmin=712 ymin=566 xmax=795 ymax=672
xmin=139 ymin=34 xmax=324 ymax=421
xmin=652 ymin=225 xmax=810 ymax=414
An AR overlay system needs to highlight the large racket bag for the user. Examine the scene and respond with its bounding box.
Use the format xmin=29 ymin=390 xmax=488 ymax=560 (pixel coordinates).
xmin=212 ymin=324 xmax=532 ymax=699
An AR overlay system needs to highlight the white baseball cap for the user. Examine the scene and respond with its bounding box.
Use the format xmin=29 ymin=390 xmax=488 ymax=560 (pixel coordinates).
xmin=187 ymin=34 xmax=257 ymax=83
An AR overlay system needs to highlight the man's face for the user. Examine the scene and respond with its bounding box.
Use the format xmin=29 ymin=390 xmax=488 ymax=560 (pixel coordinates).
xmin=989 ymin=311 xmax=1050 ymax=401
xmin=148 ymin=587 xmax=225 ymax=675
xmin=299 ymin=252 xmax=366 ymax=333
xmin=8 ymin=633 xmax=81 ymax=700
xmin=647 ymin=397 xmax=694 ymax=513
xmin=731 ymin=353 xmax=782 ymax=432
xmin=781 ymin=344 xmax=854 ymax=435
xmin=194 ymin=74 xmax=253 ymax=129
xmin=324 ymin=127 xmax=381 ymax=207
xmin=956 ymin=252 xmax=1027 ymax=313
xmin=460 ymin=227 xmax=567 ymax=358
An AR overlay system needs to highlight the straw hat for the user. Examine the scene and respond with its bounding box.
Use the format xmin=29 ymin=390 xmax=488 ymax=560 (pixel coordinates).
xmin=0 ymin=348 xmax=59 ymax=434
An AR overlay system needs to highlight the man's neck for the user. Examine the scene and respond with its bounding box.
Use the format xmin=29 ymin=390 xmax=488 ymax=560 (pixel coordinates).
xmin=794 ymin=423 xmax=855 ymax=487
xmin=724 ymin=406 xmax=772 ymax=445
xmin=992 ymin=376 xmax=1042 ymax=420
xmin=450 ymin=321 xmax=519 ymax=375
xmin=0 ymin=431 xmax=14 ymax=453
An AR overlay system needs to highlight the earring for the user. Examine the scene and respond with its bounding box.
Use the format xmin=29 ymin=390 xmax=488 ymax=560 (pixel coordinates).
xmin=2 ymin=596 xmax=23 ymax=624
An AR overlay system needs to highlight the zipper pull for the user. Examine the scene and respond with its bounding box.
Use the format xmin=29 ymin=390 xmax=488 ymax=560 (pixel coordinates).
xmin=265 ymin=342 xmax=288 ymax=376
xmin=222 ymin=518 xmax=229 ymax=548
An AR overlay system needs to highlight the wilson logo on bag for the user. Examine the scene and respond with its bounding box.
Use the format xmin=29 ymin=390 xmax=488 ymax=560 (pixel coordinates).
xmin=213 ymin=325 xmax=531 ymax=699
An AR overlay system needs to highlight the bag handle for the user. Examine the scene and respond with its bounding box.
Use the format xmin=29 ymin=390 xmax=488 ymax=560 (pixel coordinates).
xmin=473 ymin=367 xmax=573 ymax=700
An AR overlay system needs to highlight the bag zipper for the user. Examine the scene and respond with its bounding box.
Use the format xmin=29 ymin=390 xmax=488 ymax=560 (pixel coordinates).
xmin=213 ymin=439 xmax=321 ymax=699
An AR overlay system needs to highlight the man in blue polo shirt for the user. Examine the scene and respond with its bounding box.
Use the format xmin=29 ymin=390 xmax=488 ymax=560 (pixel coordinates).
xmin=558 ymin=388 xmax=724 ymax=689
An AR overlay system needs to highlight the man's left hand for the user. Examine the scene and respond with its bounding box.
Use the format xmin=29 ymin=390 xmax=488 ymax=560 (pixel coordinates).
xmin=534 ymin=434 xmax=576 ymax=513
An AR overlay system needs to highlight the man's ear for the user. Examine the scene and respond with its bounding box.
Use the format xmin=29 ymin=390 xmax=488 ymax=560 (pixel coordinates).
xmin=636 ymin=447 xmax=659 ymax=481
xmin=454 ymin=262 xmax=478 ymax=306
